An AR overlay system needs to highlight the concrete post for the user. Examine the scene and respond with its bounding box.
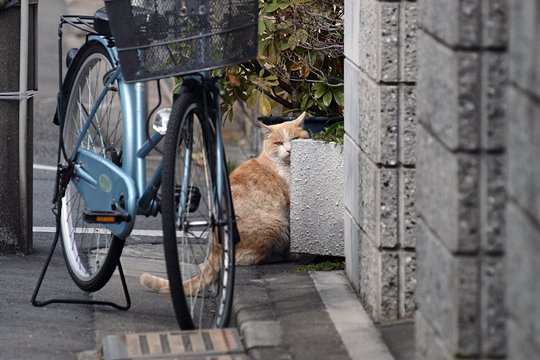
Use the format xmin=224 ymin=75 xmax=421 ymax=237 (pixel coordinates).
xmin=344 ymin=0 xmax=418 ymax=323
xmin=0 ymin=3 xmax=36 ymax=254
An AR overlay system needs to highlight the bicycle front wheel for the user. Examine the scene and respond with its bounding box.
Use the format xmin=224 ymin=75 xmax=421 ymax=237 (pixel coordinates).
xmin=161 ymin=92 xmax=235 ymax=329
xmin=59 ymin=41 xmax=125 ymax=292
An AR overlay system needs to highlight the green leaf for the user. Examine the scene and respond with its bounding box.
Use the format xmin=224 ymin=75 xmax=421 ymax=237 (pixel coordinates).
xmin=263 ymin=17 xmax=275 ymax=32
xmin=333 ymin=89 xmax=344 ymax=107
xmin=246 ymin=89 xmax=258 ymax=107
xmin=265 ymin=1 xmax=281 ymax=13
xmin=260 ymin=94 xmax=272 ymax=116
xmin=323 ymin=90 xmax=333 ymax=107
xmin=258 ymin=19 xmax=266 ymax=35
xmin=314 ymin=85 xmax=326 ymax=99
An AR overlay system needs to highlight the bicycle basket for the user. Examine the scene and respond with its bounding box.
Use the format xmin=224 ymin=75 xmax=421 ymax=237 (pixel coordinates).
xmin=104 ymin=0 xmax=258 ymax=82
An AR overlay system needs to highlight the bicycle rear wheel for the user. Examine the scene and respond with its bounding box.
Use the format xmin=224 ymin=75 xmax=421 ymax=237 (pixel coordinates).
xmin=161 ymin=92 xmax=235 ymax=329
xmin=58 ymin=41 xmax=125 ymax=292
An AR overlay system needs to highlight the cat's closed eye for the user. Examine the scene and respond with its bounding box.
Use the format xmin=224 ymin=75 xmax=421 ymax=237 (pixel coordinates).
xmin=274 ymin=141 xmax=283 ymax=146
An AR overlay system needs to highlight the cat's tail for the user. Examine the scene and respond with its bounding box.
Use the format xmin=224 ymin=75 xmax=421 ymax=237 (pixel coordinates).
xmin=139 ymin=243 xmax=222 ymax=296
xmin=182 ymin=243 xmax=222 ymax=296
xmin=140 ymin=272 xmax=170 ymax=294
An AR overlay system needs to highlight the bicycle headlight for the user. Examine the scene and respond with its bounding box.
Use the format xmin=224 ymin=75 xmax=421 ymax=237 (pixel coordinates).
xmin=152 ymin=108 xmax=171 ymax=135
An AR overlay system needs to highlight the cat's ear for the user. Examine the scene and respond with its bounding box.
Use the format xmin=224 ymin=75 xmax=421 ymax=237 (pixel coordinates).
xmin=293 ymin=111 xmax=307 ymax=127
xmin=258 ymin=122 xmax=273 ymax=137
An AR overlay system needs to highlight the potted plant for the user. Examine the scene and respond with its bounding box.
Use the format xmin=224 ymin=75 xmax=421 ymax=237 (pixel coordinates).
xmin=219 ymin=0 xmax=345 ymax=257
xmin=220 ymin=0 xmax=344 ymax=136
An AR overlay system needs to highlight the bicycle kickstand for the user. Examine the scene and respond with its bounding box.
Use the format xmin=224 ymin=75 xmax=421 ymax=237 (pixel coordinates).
xmin=30 ymin=173 xmax=131 ymax=311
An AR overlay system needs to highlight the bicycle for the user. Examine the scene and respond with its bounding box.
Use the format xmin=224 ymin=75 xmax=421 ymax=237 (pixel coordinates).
xmin=31 ymin=0 xmax=258 ymax=330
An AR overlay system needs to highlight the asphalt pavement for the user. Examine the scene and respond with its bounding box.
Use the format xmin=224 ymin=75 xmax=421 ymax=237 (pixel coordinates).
xmin=0 ymin=1 xmax=414 ymax=359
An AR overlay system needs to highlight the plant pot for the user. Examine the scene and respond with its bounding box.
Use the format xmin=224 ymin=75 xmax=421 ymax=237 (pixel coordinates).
xmin=289 ymin=139 xmax=344 ymax=257
xmin=258 ymin=115 xmax=343 ymax=136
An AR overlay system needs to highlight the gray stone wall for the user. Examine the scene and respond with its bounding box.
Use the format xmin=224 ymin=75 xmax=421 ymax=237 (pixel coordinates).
xmin=506 ymin=1 xmax=540 ymax=358
xmin=415 ymin=0 xmax=508 ymax=358
xmin=344 ymin=0 xmax=417 ymax=322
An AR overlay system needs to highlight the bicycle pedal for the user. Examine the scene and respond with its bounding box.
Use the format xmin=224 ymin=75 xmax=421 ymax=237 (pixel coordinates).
xmin=83 ymin=210 xmax=131 ymax=224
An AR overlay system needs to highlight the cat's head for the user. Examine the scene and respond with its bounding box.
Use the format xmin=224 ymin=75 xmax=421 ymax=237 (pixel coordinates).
xmin=259 ymin=112 xmax=310 ymax=164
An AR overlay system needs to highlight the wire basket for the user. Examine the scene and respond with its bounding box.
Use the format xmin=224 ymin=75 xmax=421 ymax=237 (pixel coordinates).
xmin=104 ymin=0 xmax=258 ymax=82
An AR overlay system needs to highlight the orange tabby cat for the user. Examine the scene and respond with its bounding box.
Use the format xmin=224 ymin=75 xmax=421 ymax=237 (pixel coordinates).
xmin=140 ymin=112 xmax=309 ymax=294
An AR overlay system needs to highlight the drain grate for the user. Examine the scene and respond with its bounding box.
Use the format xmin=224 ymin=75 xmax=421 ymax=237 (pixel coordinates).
xmin=102 ymin=328 xmax=247 ymax=360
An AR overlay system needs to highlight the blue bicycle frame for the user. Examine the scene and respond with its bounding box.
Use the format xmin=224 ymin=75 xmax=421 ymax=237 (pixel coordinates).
xmin=68 ymin=34 xmax=165 ymax=239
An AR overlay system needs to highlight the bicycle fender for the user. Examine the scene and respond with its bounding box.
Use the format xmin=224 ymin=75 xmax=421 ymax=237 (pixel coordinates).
xmin=53 ymin=40 xmax=109 ymax=126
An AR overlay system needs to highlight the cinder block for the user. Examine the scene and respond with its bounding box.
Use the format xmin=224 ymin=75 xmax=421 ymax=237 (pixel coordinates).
xmin=509 ymin=0 xmax=540 ymax=99
xmin=344 ymin=135 xmax=361 ymax=226
xmin=344 ymin=210 xmax=360 ymax=292
xmin=357 ymin=0 xmax=379 ymax=80
xmin=481 ymin=256 xmax=506 ymax=356
xmin=416 ymin=125 xmax=480 ymax=253
xmin=355 ymin=0 xmax=416 ymax=83
xmin=379 ymin=2 xmax=400 ymax=82
xmin=344 ymin=59 xmax=361 ymax=144
xmin=344 ymin=0 xmax=360 ymax=66
xmin=357 ymin=71 xmax=380 ymax=162
xmin=417 ymin=32 xmax=481 ymax=151
xmin=508 ymin=318 xmax=540 ymax=360
xmin=358 ymin=71 xmax=398 ymax=165
xmin=401 ymin=251 xmax=416 ymax=318
xmin=420 ymin=0 xmax=507 ymax=48
xmin=400 ymin=86 xmax=417 ymax=165
xmin=380 ymin=251 xmax=399 ymax=321
xmin=402 ymin=168 xmax=416 ymax=249
xmin=290 ymin=140 xmax=344 ymax=257
xmin=481 ymin=52 xmax=507 ymax=151
xmin=415 ymin=311 xmax=454 ymax=360
xmin=359 ymin=231 xmax=380 ymax=320
xmin=358 ymin=148 xmax=378 ymax=241
xmin=355 ymin=150 xmax=399 ymax=248
xmin=416 ymin=218 xmax=480 ymax=356
xmin=419 ymin=0 xmax=477 ymax=47
xmin=380 ymin=169 xmax=398 ymax=248
xmin=506 ymin=202 xmax=540 ymax=351
xmin=482 ymin=154 xmax=506 ymax=253
xmin=482 ymin=0 xmax=509 ymax=48
xmin=379 ymin=84 xmax=399 ymax=166
xmin=402 ymin=2 xmax=418 ymax=82
xmin=507 ymin=86 xmax=540 ymax=218
xmin=359 ymin=233 xmax=401 ymax=322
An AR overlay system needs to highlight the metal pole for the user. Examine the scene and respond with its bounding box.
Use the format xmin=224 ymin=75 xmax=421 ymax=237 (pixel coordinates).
xmin=19 ymin=0 xmax=29 ymax=253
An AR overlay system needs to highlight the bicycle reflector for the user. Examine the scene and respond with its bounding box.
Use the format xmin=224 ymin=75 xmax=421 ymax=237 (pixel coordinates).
xmin=83 ymin=210 xmax=131 ymax=224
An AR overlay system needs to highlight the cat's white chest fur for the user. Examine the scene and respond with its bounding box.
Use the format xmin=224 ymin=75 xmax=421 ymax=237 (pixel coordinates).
xmin=275 ymin=163 xmax=291 ymax=184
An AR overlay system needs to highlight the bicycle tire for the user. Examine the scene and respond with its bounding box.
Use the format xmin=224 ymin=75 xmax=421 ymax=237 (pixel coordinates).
xmin=58 ymin=41 xmax=125 ymax=292
xmin=161 ymin=91 xmax=235 ymax=329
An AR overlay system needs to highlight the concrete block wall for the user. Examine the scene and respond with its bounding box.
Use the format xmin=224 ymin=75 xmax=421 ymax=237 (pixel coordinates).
xmin=415 ymin=0 xmax=508 ymax=358
xmin=506 ymin=1 xmax=540 ymax=358
xmin=344 ymin=0 xmax=417 ymax=322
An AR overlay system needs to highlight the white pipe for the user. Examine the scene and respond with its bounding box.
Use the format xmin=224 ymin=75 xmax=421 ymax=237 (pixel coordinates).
xmin=19 ymin=0 xmax=29 ymax=242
